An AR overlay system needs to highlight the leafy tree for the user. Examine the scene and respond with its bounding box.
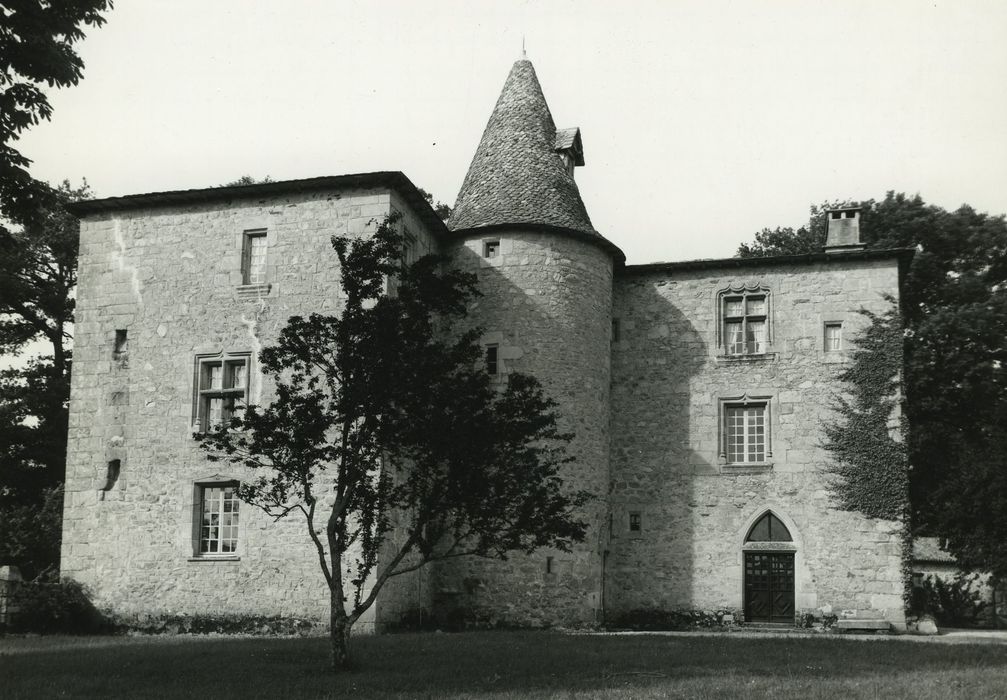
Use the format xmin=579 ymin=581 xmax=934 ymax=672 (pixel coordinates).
xmin=737 ymin=192 xmax=1007 ymax=574
xmin=416 ymin=186 xmax=453 ymax=221
xmin=1 ymin=1 xmax=111 ymax=224
xmin=0 ymin=1 xmax=110 ymax=579
xmin=0 ymin=179 xmax=91 ymax=580
xmin=220 ymin=175 xmax=274 ymax=187
xmin=198 ymin=216 xmax=588 ymax=670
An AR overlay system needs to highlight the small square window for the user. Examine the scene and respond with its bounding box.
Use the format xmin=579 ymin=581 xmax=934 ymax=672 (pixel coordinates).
xmin=629 ymin=512 xmax=642 ymax=532
xmin=483 ymin=240 xmax=500 ymax=259
xmin=825 ymin=322 xmax=843 ymax=352
xmin=486 ymin=345 xmax=498 ymax=375
xmin=241 ymin=230 xmax=267 ymax=285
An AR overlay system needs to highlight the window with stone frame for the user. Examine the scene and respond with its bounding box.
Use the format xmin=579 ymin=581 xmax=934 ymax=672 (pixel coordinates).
xmin=824 ymin=321 xmax=843 ymax=352
xmin=241 ymin=229 xmax=268 ymax=285
xmin=720 ymin=288 xmax=770 ymax=356
xmin=196 ymin=481 xmax=240 ymax=555
xmin=193 ymin=352 xmax=250 ymax=432
xmin=720 ymin=396 xmax=773 ymax=465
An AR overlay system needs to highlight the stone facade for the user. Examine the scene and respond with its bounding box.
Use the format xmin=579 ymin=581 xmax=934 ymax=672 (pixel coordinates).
xmin=61 ymin=182 xmax=439 ymax=630
xmin=60 ymin=58 xmax=910 ymax=631
xmin=431 ymin=231 xmax=613 ymax=627
xmin=608 ymin=258 xmax=905 ymax=624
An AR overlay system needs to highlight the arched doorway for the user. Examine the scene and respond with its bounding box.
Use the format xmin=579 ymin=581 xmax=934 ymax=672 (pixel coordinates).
xmin=743 ymin=512 xmax=795 ymax=623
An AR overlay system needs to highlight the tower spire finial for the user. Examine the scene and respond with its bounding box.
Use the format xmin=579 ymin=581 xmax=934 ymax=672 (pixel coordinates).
xmin=521 ymin=36 xmax=526 ymax=59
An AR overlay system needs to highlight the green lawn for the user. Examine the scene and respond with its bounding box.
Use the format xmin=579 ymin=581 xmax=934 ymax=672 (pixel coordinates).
xmin=2 ymin=631 xmax=1006 ymax=699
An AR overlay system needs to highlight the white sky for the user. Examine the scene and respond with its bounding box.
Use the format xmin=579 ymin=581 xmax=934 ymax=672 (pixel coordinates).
xmin=17 ymin=0 xmax=1007 ymax=264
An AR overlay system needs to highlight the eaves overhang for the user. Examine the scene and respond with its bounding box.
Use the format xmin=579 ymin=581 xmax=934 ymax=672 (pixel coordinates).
xmin=622 ymin=247 xmax=915 ymax=276
xmin=450 ymin=222 xmax=626 ymax=265
xmin=65 ymin=171 xmax=451 ymax=239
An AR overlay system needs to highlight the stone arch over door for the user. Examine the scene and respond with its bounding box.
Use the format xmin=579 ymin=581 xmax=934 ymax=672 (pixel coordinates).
xmin=737 ymin=507 xmax=808 ymax=623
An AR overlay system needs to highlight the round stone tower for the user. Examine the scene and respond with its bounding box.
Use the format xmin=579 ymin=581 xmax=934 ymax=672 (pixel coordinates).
xmin=436 ymin=58 xmax=624 ymax=627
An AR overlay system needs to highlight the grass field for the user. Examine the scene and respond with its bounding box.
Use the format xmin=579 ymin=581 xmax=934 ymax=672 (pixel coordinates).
xmin=3 ymin=631 xmax=1007 ymax=699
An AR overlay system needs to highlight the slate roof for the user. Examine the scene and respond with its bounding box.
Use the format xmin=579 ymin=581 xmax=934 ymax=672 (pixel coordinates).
xmin=450 ymin=59 xmax=620 ymax=259
xmin=554 ymin=127 xmax=584 ymax=166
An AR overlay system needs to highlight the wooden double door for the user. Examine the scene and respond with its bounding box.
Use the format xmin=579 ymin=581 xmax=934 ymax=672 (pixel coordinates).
xmin=744 ymin=552 xmax=794 ymax=623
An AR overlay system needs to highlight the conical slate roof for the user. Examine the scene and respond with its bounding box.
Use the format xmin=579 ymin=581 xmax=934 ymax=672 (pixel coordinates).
xmin=450 ymin=59 xmax=600 ymax=239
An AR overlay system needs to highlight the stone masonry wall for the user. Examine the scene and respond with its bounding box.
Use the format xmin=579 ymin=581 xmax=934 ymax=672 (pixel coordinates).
xmin=434 ymin=231 xmax=614 ymax=628
xmin=62 ymin=187 xmax=438 ymax=631
xmin=608 ymin=257 xmax=906 ymax=625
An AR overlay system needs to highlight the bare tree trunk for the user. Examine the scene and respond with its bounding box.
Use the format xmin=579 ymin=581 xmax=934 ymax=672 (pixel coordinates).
xmin=330 ymin=586 xmax=353 ymax=671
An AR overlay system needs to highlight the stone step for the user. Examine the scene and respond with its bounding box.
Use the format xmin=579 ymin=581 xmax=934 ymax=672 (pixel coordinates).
xmin=834 ymin=619 xmax=891 ymax=632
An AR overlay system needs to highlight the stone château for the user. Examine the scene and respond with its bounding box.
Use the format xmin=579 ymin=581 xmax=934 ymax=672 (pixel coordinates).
xmin=61 ymin=58 xmax=911 ymax=630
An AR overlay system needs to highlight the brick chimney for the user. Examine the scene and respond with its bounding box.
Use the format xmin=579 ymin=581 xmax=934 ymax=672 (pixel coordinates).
xmin=824 ymin=207 xmax=865 ymax=253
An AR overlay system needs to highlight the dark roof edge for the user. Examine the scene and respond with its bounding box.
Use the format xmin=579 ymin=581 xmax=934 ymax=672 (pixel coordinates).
xmin=65 ymin=172 xmax=451 ymax=239
xmin=450 ymin=222 xmax=626 ymax=265
xmin=622 ymin=247 xmax=915 ymax=274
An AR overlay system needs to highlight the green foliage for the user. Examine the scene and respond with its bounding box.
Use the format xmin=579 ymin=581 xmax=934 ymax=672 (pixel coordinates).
xmin=119 ymin=613 xmax=319 ymax=636
xmin=911 ymin=574 xmax=989 ymax=628
xmin=0 ymin=486 xmax=63 ymax=582
xmin=0 ymin=180 xmax=90 ymax=580
xmin=823 ymin=304 xmax=908 ymax=521
xmin=1 ymin=2 xmax=110 ymax=225
xmin=197 ymin=215 xmax=587 ymax=669
xmin=7 ymin=578 xmax=108 ymax=634
xmin=416 ymin=186 xmax=453 ymax=221
xmin=608 ymin=609 xmax=739 ymax=631
xmin=220 ymin=175 xmax=274 ymax=186
xmin=927 ymin=421 xmax=1007 ymax=579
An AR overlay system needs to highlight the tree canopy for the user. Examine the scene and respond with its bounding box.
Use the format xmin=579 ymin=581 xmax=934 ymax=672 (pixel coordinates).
xmin=737 ymin=192 xmax=1007 ymax=575
xmin=1 ymin=1 xmax=111 ymax=223
xmin=0 ymin=178 xmax=92 ymax=579
xmin=198 ymin=216 xmax=588 ymax=670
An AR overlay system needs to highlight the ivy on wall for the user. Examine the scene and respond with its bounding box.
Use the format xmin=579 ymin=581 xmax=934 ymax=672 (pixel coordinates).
xmin=823 ymin=301 xmax=909 ymax=522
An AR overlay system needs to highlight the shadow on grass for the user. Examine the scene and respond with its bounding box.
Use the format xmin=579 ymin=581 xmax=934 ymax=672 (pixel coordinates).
xmin=5 ymin=631 xmax=1007 ymax=699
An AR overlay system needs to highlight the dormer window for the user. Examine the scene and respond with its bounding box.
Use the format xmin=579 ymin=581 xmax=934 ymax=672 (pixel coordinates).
xmin=554 ymin=127 xmax=584 ymax=179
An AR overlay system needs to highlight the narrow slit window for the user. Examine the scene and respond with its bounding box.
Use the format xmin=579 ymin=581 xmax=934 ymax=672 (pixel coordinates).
xmin=546 ymin=556 xmax=554 ymax=574
xmin=242 ymin=230 xmax=268 ymax=285
xmin=486 ymin=345 xmax=498 ymax=375
xmin=101 ymin=459 xmax=121 ymax=491
xmin=612 ymin=318 xmax=621 ymax=342
xmin=113 ymin=329 xmax=128 ymax=360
